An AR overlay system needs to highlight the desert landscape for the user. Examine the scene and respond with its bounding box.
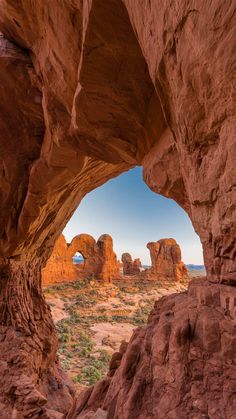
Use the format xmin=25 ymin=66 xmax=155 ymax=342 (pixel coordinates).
xmin=45 ymin=278 xmax=188 ymax=393
xmin=42 ymin=235 xmax=191 ymax=394
xmin=0 ymin=1 xmax=235 ymax=418
xmin=44 ymin=251 xmax=194 ymax=392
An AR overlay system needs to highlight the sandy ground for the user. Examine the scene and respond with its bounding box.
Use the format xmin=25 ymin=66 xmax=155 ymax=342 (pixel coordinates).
xmin=44 ymin=277 xmax=195 ymax=391
xmin=90 ymin=322 xmax=135 ymax=351
xmin=46 ymin=297 xmax=69 ymax=323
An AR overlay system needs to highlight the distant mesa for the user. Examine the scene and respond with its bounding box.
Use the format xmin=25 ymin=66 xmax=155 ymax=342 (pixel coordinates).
xmin=42 ymin=234 xmax=189 ymax=285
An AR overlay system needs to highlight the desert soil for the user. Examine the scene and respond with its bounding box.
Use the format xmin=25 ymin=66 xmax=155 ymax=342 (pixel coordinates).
xmin=44 ymin=278 xmax=189 ymax=393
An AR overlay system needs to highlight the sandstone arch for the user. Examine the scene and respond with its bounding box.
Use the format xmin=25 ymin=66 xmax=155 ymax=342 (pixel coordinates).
xmin=0 ymin=0 xmax=235 ymax=416
xmin=42 ymin=233 xmax=120 ymax=285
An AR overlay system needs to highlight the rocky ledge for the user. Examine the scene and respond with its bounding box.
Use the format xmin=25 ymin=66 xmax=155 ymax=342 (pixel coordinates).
xmin=69 ymin=278 xmax=236 ymax=419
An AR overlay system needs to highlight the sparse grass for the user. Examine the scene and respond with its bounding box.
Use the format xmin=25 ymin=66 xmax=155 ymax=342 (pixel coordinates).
xmin=44 ymin=276 xmax=186 ymax=391
xmin=56 ymin=321 xmax=72 ymax=343
xmin=73 ymin=366 xmax=102 ymax=385
xmin=87 ymin=314 xmax=109 ymax=322
xmin=111 ymin=314 xmax=127 ymax=322
xmin=98 ymin=349 xmax=111 ymax=363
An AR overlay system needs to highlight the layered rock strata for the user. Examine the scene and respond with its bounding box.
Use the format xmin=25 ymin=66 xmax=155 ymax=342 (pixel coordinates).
xmin=144 ymin=238 xmax=189 ymax=281
xmin=121 ymin=253 xmax=142 ymax=275
xmin=42 ymin=234 xmax=120 ymax=285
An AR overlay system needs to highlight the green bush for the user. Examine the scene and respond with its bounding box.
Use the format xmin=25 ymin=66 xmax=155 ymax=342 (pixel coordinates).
xmin=98 ymin=349 xmax=111 ymax=363
xmin=56 ymin=322 xmax=72 ymax=343
xmin=81 ymin=366 xmax=102 ymax=385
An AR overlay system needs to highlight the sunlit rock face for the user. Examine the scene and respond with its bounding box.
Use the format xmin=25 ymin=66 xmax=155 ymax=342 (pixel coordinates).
xmin=121 ymin=253 xmax=142 ymax=275
xmin=0 ymin=0 xmax=235 ymax=416
xmin=42 ymin=233 xmax=120 ymax=285
xmin=144 ymin=238 xmax=189 ymax=281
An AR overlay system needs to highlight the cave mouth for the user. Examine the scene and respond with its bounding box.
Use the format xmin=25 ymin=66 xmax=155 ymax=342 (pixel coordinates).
xmin=0 ymin=0 xmax=234 ymax=415
xmin=43 ymin=167 xmax=204 ymax=392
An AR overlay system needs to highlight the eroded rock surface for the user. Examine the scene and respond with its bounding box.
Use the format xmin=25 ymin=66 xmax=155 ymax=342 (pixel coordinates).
xmin=42 ymin=234 xmax=120 ymax=285
xmin=0 ymin=0 xmax=235 ymax=416
xmin=69 ymin=278 xmax=236 ymax=419
xmin=144 ymin=238 xmax=189 ymax=282
xmin=121 ymin=253 xmax=142 ymax=276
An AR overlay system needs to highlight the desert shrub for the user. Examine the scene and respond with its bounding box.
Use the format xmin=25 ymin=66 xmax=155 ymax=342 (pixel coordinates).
xmin=88 ymin=314 xmax=109 ymax=322
xmin=60 ymin=358 xmax=71 ymax=370
xmin=124 ymin=300 xmax=136 ymax=306
xmin=79 ymin=332 xmax=94 ymax=350
xmin=81 ymin=366 xmax=102 ymax=385
xmin=70 ymin=311 xmax=82 ymax=323
xmin=98 ymin=349 xmax=111 ymax=363
xmin=56 ymin=322 xmax=72 ymax=343
xmin=87 ymin=288 xmax=98 ymax=296
xmin=89 ymin=358 xmax=104 ymax=370
xmin=73 ymin=366 xmax=102 ymax=385
xmin=72 ymin=280 xmax=87 ymax=290
xmin=111 ymin=315 xmax=127 ymax=322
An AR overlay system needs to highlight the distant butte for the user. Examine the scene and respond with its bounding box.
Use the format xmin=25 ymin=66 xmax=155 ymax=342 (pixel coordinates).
xmin=143 ymin=238 xmax=189 ymax=282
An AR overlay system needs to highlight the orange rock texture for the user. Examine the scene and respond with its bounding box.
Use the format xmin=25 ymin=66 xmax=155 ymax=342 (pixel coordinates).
xmin=70 ymin=278 xmax=236 ymax=418
xmin=121 ymin=253 xmax=142 ymax=276
xmin=144 ymin=238 xmax=189 ymax=281
xmin=42 ymin=234 xmax=120 ymax=285
xmin=0 ymin=0 xmax=235 ymax=416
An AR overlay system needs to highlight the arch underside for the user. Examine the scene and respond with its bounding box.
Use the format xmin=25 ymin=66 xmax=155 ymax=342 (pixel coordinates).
xmin=0 ymin=0 xmax=235 ymax=416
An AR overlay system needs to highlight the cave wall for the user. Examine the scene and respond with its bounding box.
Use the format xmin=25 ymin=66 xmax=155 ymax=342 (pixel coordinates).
xmin=0 ymin=0 xmax=235 ymax=416
xmin=0 ymin=0 xmax=235 ymax=282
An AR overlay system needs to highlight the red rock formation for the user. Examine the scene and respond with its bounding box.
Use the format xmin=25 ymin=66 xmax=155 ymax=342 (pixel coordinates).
xmin=144 ymin=238 xmax=189 ymax=281
xmin=0 ymin=0 xmax=235 ymax=416
xmin=42 ymin=233 xmax=120 ymax=285
xmin=121 ymin=253 xmax=142 ymax=275
xmin=69 ymin=278 xmax=236 ymax=418
xmin=42 ymin=234 xmax=75 ymax=285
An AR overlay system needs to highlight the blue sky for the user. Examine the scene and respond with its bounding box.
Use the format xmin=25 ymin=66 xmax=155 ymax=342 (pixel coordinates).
xmin=63 ymin=167 xmax=203 ymax=265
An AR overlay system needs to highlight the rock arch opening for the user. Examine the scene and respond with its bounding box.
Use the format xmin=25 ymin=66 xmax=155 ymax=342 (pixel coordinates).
xmin=73 ymin=252 xmax=84 ymax=266
xmin=0 ymin=0 xmax=235 ymax=417
xmin=41 ymin=167 xmax=203 ymax=397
